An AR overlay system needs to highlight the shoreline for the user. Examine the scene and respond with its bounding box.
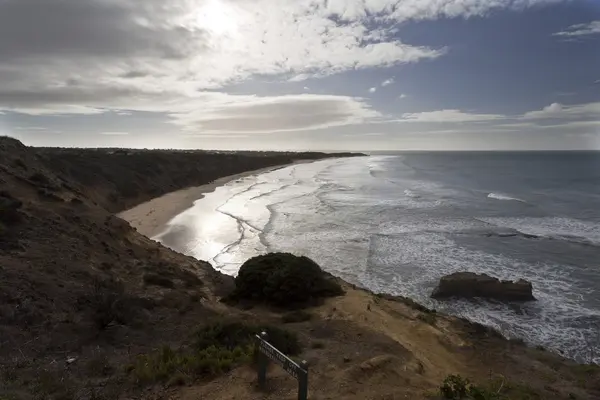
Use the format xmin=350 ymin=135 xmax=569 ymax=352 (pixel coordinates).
xmin=118 ymin=160 xmax=313 ymax=238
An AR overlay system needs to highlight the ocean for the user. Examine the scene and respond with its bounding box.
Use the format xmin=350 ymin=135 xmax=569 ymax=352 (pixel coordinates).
xmin=156 ymin=152 xmax=600 ymax=363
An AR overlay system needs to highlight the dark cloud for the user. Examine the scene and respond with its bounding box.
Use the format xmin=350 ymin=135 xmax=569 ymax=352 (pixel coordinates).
xmin=0 ymin=0 xmax=206 ymax=61
xmin=120 ymin=70 xmax=151 ymax=79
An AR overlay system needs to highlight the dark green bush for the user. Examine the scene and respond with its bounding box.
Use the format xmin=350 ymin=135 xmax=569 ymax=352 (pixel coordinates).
xmin=130 ymin=345 xmax=251 ymax=384
xmin=129 ymin=321 xmax=300 ymax=385
xmin=194 ymin=321 xmax=301 ymax=356
xmin=230 ymin=253 xmax=343 ymax=308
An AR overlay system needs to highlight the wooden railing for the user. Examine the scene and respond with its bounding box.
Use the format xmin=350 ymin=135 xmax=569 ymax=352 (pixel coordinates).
xmin=255 ymin=331 xmax=309 ymax=400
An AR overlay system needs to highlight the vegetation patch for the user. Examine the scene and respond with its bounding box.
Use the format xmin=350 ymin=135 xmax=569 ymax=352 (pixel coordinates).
xmin=128 ymin=321 xmax=300 ymax=385
xmin=0 ymin=191 xmax=22 ymax=225
xmin=130 ymin=345 xmax=251 ymax=385
xmin=78 ymin=278 xmax=137 ymax=330
xmin=227 ymin=253 xmax=344 ymax=308
xmin=194 ymin=321 xmax=301 ymax=356
xmin=143 ymin=273 xmax=174 ymax=289
xmin=418 ymin=312 xmax=437 ymax=325
xmin=439 ymin=374 xmax=542 ymax=400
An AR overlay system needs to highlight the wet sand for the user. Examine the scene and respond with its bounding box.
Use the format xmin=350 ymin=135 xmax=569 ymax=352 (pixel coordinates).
xmin=118 ymin=162 xmax=307 ymax=238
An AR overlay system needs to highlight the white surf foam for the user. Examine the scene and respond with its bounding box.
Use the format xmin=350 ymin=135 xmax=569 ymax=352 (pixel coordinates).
xmin=487 ymin=192 xmax=524 ymax=202
xmin=479 ymin=217 xmax=600 ymax=245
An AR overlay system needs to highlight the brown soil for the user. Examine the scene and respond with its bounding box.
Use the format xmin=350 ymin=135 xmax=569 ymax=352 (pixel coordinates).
xmin=1 ymin=136 xmax=598 ymax=400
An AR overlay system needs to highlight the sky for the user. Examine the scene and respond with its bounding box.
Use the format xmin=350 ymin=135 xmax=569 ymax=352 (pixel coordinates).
xmin=0 ymin=0 xmax=599 ymax=151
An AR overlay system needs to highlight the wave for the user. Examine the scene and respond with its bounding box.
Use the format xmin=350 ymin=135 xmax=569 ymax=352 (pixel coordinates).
xmin=478 ymin=217 xmax=600 ymax=246
xmin=487 ymin=192 xmax=525 ymax=202
xmin=403 ymin=189 xmax=420 ymax=198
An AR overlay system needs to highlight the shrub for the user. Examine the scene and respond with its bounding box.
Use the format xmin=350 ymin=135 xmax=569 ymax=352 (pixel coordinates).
xmin=0 ymin=192 xmax=22 ymax=225
xmin=440 ymin=374 xmax=471 ymax=399
xmin=438 ymin=374 xmax=540 ymax=400
xmin=29 ymin=172 xmax=50 ymax=185
xmin=12 ymin=158 xmax=27 ymax=169
xmin=282 ymin=310 xmax=312 ymax=324
xmin=179 ymin=270 xmax=203 ymax=288
xmin=230 ymin=253 xmax=344 ymax=308
xmin=129 ymin=321 xmax=298 ymax=385
xmin=143 ymin=273 xmax=174 ymax=288
xmin=418 ymin=313 xmax=437 ymax=325
xmin=130 ymin=345 xmax=251 ymax=385
xmin=194 ymin=321 xmax=301 ymax=356
xmin=79 ymin=278 xmax=135 ymax=330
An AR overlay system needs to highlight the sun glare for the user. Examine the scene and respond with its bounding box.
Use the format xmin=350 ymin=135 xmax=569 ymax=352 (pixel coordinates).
xmin=195 ymin=0 xmax=238 ymax=36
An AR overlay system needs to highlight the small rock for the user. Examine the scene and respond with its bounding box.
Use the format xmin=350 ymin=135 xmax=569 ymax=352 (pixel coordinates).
xmin=343 ymin=356 xmax=352 ymax=363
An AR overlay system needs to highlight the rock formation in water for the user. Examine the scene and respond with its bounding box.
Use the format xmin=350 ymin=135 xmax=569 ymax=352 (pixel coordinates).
xmin=431 ymin=272 xmax=536 ymax=302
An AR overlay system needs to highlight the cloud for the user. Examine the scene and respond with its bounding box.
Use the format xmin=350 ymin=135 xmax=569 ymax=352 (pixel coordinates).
xmin=14 ymin=126 xmax=48 ymax=131
xmin=0 ymin=0 xmax=446 ymax=96
xmin=381 ymin=78 xmax=395 ymax=87
xmin=522 ymin=102 xmax=600 ymax=120
xmin=397 ymin=109 xmax=505 ymax=123
xmin=100 ymin=131 xmax=130 ymax=136
xmin=368 ymin=87 xmax=377 ymax=93
xmin=553 ymin=20 xmax=600 ymax=37
xmin=398 ymin=94 xmax=408 ymax=99
xmin=171 ymin=94 xmax=381 ymax=133
xmin=0 ymin=0 xmax=574 ymax=136
xmin=379 ymin=101 xmax=600 ymax=137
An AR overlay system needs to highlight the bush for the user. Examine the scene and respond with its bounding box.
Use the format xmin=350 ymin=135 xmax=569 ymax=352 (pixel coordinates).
xmin=29 ymin=172 xmax=50 ymax=185
xmin=418 ymin=312 xmax=437 ymax=325
xmin=79 ymin=278 xmax=135 ymax=330
xmin=194 ymin=321 xmax=301 ymax=356
xmin=0 ymin=191 xmax=22 ymax=225
xmin=440 ymin=374 xmax=471 ymax=399
xmin=143 ymin=273 xmax=174 ymax=288
xmin=439 ymin=374 xmax=537 ymax=400
xmin=230 ymin=253 xmax=344 ymax=308
xmin=128 ymin=320 xmax=300 ymax=385
xmin=130 ymin=345 xmax=251 ymax=384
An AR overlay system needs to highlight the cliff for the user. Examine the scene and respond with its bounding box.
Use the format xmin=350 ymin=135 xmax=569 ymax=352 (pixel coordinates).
xmin=0 ymin=137 xmax=597 ymax=400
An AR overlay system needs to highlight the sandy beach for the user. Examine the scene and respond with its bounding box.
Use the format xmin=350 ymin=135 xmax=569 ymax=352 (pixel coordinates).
xmin=118 ymin=162 xmax=306 ymax=238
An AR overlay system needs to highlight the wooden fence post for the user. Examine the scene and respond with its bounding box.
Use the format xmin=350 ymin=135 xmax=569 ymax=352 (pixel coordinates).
xmin=257 ymin=331 xmax=268 ymax=389
xmin=298 ymin=360 xmax=309 ymax=400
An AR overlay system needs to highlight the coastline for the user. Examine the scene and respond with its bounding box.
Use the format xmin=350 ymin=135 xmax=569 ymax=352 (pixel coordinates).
xmin=118 ymin=160 xmax=313 ymax=238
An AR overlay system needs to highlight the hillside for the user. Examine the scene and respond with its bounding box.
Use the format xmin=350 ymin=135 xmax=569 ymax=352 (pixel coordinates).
xmin=0 ymin=136 xmax=598 ymax=400
xmin=36 ymin=147 xmax=360 ymax=212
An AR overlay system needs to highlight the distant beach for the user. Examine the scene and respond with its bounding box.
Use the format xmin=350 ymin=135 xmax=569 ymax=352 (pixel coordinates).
xmin=118 ymin=160 xmax=313 ymax=238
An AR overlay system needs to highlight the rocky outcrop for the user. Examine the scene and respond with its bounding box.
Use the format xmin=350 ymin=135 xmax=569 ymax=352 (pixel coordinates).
xmin=431 ymin=272 xmax=536 ymax=302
